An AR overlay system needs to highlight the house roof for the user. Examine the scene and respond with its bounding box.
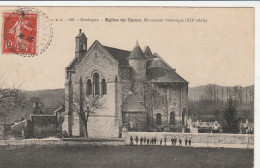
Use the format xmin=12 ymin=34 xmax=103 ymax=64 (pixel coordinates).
xmin=146 ymin=55 xmax=187 ymax=83
xmin=66 ymin=36 xmax=188 ymax=84
xmin=103 ymin=46 xmax=131 ymax=66
xmin=54 ymin=105 xmax=65 ymax=113
xmin=148 ymin=57 xmax=171 ymax=70
xmin=42 ymin=106 xmax=60 ymax=114
xmin=122 ymin=91 xmax=147 ymax=112
xmin=147 ymin=67 xmax=188 ymax=83
xmin=143 ymin=46 xmax=154 ymax=59
xmin=128 ymin=42 xmax=146 ymax=60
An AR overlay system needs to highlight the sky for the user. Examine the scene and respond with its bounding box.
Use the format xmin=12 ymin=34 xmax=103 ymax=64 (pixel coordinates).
xmin=0 ymin=7 xmax=254 ymax=90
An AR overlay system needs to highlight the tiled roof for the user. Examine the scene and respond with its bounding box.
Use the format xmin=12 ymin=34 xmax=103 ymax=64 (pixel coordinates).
xmin=54 ymin=105 xmax=65 ymax=113
xmin=148 ymin=57 xmax=171 ymax=70
xmin=103 ymin=46 xmax=131 ymax=65
xmin=129 ymin=43 xmax=146 ymax=60
xmin=122 ymin=91 xmax=147 ymax=112
xmin=66 ymin=38 xmax=188 ymax=84
xmin=143 ymin=46 xmax=154 ymax=59
xmin=147 ymin=67 xmax=188 ymax=83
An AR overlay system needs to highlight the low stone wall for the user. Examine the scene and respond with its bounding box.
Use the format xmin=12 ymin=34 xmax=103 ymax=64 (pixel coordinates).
xmin=124 ymin=132 xmax=254 ymax=145
xmin=0 ymin=138 xmax=125 ymax=146
xmin=31 ymin=115 xmax=57 ymax=138
xmin=0 ymin=123 xmax=12 ymax=139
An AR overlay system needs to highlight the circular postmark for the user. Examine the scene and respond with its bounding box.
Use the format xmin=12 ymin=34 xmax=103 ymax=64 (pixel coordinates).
xmin=3 ymin=7 xmax=53 ymax=57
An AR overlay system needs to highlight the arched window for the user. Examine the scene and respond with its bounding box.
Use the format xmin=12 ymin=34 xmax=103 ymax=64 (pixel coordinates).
xmin=170 ymin=112 xmax=175 ymax=125
xmin=101 ymin=79 xmax=107 ymax=95
xmin=156 ymin=113 xmax=161 ymax=125
xmin=86 ymin=79 xmax=92 ymax=96
xmin=93 ymin=73 xmax=100 ymax=95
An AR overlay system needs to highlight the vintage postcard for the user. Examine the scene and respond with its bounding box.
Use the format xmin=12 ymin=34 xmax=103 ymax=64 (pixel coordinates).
xmin=0 ymin=6 xmax=254 ymax=168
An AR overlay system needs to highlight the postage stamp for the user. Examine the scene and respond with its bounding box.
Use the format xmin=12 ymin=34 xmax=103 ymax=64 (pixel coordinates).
xmin=3 ymin=11 xmax=37 ymax=55
xmin=2 ymin=7 xmax=53 ymax=57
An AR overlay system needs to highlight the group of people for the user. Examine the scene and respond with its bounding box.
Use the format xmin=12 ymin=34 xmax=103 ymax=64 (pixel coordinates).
xmin=129 ymin=136 xmax=192 ymax=146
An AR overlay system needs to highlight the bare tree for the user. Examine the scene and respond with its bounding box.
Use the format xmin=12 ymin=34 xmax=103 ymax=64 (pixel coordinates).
xmin=237 ymin=86 xmax=243 ymax=104
xmin=66 ymin=90 xmax=104 ymax=138
xmin=221 ymin=87 xmax=224 ymax=101
xmin=204 ymin=84 xmax=218 ymax=101
xmin=233 ymin=86 xmax=239 ymax=101
xmin=0 ymin=75 xmax=26 ymax=123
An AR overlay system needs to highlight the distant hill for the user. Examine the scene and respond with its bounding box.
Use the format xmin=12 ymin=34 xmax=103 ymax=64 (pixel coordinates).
xmin=7 ymin=85 xmax=254 ymax=123
xmin=22 ymin=84 xmax=254 ymax=107
xmin=3 ymin=89 xmax=65 ymax=123
xmin=188 ymin=84 xmax=254 ymax=123
xmin=23 ymin=88 xmax=65 ymax=107
xmin=189 ymin=85 xmax=254 ymax=101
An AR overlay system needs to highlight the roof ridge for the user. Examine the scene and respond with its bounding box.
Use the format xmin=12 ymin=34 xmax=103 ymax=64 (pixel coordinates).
xmin=172 ymin=70 xmax=188 ymax=83
xmin=103 ymin=45 xmax=130 ymax=52
xmin=154 ymin=53 xmax=176 ymax=70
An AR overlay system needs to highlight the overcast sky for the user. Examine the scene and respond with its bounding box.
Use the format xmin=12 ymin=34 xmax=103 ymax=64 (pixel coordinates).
xmin=0 ymin=7 xmax=254 ymax=90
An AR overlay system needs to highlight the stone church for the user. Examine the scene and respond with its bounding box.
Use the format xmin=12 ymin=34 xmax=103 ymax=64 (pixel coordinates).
xmin=62 ymin=29 xmax=188 ymax=138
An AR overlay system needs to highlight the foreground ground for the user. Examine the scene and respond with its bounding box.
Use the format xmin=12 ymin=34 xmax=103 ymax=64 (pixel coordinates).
xmin=0 ymin=145 xmax=253 ymax=168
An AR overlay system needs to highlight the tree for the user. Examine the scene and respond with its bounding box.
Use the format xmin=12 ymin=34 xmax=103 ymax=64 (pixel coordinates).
xmin=222 ymin=97 xmax=240 ymax=133
xmin=0 ymin=75 xmax=27 ymax=123
xmin=66 ymin=91 xmax=104 ymax=138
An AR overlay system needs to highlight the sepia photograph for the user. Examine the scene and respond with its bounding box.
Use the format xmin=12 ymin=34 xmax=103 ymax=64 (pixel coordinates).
xmin=0 ymin=6 xmax=255 ymax=168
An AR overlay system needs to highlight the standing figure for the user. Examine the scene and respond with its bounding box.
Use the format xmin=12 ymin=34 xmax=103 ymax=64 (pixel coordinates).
xmin=171 ymin=137 xmax=174 ymax=146
xmin=189 ymin=139 xmax=192 ymax=146
xmin=130 ymin=136 xmax=133 ymax=145
xmin=9 ymin=12 xmax=33 ymax=48
xmin=160 ymin=139 xmax=163 ymax=145
xmin=143 ymin=137 xmax=146 ymax=144
xmin=179 ymin=138 xmax=182 ymax=146
xmin=164 ymin=137 xmax=167 ymax=146
xmin=140 ymin=137 xmax=143 ymax=145
xmin=185 ymin=138 xmax=188 ymax=146
xmin=147 ymin=138 xmax=150 ymax=145
xmin=135 ymin=136 xmax=139 ymax=145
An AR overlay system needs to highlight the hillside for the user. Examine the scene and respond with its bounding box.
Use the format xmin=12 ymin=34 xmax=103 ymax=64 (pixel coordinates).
xmin=189 ymin=85 xmax=254 ymax=101
xmin=22 ymin=84 xmax=254 ymax=108
xmin=23 ymin=88 xmax=65 ymax=107
xmin=5 ymin=85 xmax=254 ymax=123
xmin=188 ymin=84 xmax=254 ymax=122
xmin=3 ymin=89 xmax=65 ymax=123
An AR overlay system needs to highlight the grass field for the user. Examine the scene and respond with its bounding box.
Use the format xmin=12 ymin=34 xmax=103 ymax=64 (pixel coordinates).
xmin=0 ymin=145 xmax=253 ymax=168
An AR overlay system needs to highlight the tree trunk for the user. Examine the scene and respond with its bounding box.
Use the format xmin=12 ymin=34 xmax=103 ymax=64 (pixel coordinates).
xmin=83 ymin=121 xmax=88 ymax=138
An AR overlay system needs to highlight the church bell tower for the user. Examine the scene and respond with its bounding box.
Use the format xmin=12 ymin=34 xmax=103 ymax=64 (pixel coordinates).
xmin=75 ymin=29 xmax=87 ymax=61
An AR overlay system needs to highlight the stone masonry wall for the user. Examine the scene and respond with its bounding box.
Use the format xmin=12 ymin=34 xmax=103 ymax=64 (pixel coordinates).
xmin=31 ymin=115 xmax=57 ymax=138
xmin=65 ymin=41 xmax=121 ymax=138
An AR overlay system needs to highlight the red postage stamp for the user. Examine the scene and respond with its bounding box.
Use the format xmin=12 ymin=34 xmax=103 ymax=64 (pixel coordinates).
xmin=3 ymin=11 xmax=37 ymax=55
